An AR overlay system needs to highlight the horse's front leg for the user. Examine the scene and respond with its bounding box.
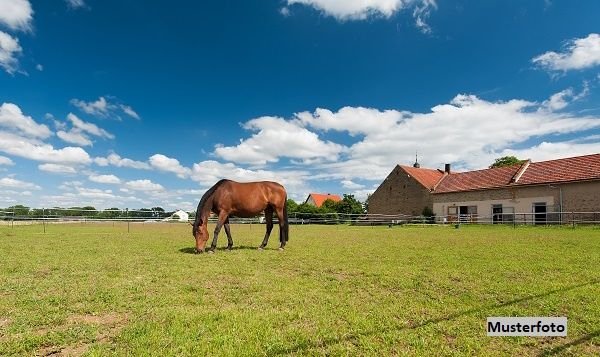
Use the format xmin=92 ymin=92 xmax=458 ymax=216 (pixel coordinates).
xmin=208 ymin=211 xmax=228 ymax=253
xmin=224 ymin=218 xmax=233 ymax=250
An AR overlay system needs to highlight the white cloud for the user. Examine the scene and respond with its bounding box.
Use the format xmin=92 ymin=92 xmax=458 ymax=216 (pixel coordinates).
xmin=65 ymin=0 xmax=86 ymax=9
xmin=0 ymin=0 xmax=33 ymax=32
xmin=0 ymin=103 xmax=52 ymax=138
xmin=285 ymin=0 xmax=436 ymax=31
xmin=0 ymin=31 xmax=22 ymax=74
xmin=70 ymin=96 xmax=140 ymax=120
xmin=0 ymin=176 xmax=40 ymax=190
xmin=214 ymin=116 xmax=345 ymax=165
xmin=221 ymin=92 xmax=600 ymax=184
xmin=0 ymin=131 xmax=91 ymax=164
xmin=533 ymin=33 xmax=600 ymax=72
xmin=119 ymin=105 xmax=140 ymax=120
xmin=190 ymin=160 xmax=311 ymax=201
xmin=35 ymin=63 xmax=42 ymax=71
xmin=341 ymin=179 xmax=365 ymax=189
xmin=38 ymin=163 xmax=77 ymax=174
xmin=0 ymin=156 xmax=14 ymax=166
xmin=57 ymin=130 xmax=93 ymax=146
xmin=67 ymin=113 xmax=114 ymax=139
xmin=540 ymin=84 xmax=589 ymax=112
xmin=88 ymin=174 xmax=121 ymax=184
xmin=124 ymin=179 xmax=164 ymax=192
xmin=94 ymin=153 xmax=151 ymax=170
xmin=149 ymin=154 xmax=191 ymax=178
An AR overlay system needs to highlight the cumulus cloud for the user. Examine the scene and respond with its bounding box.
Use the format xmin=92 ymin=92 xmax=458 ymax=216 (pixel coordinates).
xmin=219 ymin=91 xmax=600 ymax=184
xmin=0 ymin=31 xmax=22 ymax=74
xmin=0 ymin=131 xmax=91 ymax=164
xmin=0 ymin=102 xmax=52 ymax=138
xmin=0 ymin=176 xmax=40 ymax=190
xmin=540 ymin=84 xmax=589 ymax=112
xmin=124 ymin=179 xmax=164 ymax=192
xmin=56 ymin=130 xmax=92 ymax=146
xmin=88 ymin=174 xmax=121 ymax=184
xmin=94 ymin=153 xmax=151 ymax=170
xmin=70 ymin=96 xmax=140 ymax=120
xmin=38 ymin=163 xmax=77 ymax=174
xmin=341 ymin=179 xmax=365 ymax=189
xmin=67 ymin=113 xmax=114 ymax=139
xmin=190 ymin=160 xmax=312 ymax=201
xmin=149 ymin=154 xmax=191 ymax=178
xmin=285 ymin=0 xmax=437 ymax=31
xmin=214 ymin=116 xmax=345 ymax=165
xmin=0 ymin=0 xmax=33 ymax=32
xmin=533 ymin=33 xmax=600 ymax=72
xmin=0 ymin=156 xmax=14 ymax=166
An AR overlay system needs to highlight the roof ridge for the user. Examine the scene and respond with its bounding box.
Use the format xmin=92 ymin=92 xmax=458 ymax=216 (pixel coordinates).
xmin=432 ymin=172 xmax=449 ymax=192
xmin=510 ymin=159 xmax=531 ymax=183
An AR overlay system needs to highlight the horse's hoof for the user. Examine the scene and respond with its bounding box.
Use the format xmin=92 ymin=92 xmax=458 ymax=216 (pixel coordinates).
xmin=278 ymin=247 xmax=284 ymax=251
xmin=207 ymin=250 xmax=215 ymax=254
xmin=258 ymin=247 xmax=264 ymax=251
xmin=226 ymin=246 xmax=233 ymax=251
xmin=195 ymin=249 xmax=203 ymax=254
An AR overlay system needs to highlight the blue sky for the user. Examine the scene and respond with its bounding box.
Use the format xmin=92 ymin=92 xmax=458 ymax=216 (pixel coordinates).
xmin=1 ymin=0 xmax=599 ymax=210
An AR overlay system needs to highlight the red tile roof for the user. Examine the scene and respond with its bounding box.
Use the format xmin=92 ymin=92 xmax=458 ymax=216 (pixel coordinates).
xmin=516 ymin=153 xmax=600 ymax=185
xmin=399 ymin=165 xmax=445 ymax=190
xmin=306 ymin=193 xmax=342 ymax=207
xmin=434 ymin=164 xmax=523 ymax=193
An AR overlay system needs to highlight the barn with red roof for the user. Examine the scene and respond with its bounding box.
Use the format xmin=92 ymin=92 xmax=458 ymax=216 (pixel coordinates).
xmin=369 ymin=153 xmax=600 ymax=223
xmin=304 ymin=193 xmax=342 ymax=208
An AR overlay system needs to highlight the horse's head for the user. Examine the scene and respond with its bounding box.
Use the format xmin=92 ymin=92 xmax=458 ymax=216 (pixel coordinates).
xmin=191 ymin=219 xmax=209 ymax=253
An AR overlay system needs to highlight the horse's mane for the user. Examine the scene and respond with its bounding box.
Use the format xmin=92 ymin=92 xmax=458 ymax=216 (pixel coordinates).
xmin=193 ymin=179 xmax=228 ymax=235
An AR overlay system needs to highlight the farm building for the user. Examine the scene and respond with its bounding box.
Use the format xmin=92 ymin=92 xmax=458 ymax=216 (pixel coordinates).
xmin=304 ymin=193 xmax=342 ymax=208
xmin=368 ymin=153 xmax=600 ymax=223
xmin=165 ymin=210 xmax=190 ymax=222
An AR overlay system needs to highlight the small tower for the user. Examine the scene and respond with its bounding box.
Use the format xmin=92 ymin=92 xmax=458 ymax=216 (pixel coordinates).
xmin=413 ymin=152 xmax=420 ymax=168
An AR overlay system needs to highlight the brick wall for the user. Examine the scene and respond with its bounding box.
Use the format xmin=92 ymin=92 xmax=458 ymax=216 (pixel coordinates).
xmin=368 ymin=165 xmax=433 ymax=215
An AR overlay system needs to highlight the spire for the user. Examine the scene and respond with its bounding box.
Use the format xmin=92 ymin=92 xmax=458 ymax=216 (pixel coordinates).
xmin=413 ymin=151 xmax=420 ymax=168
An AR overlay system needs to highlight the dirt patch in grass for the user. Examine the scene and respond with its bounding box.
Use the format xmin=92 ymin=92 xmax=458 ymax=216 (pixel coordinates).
xmin=36 ymin=313 xmax=129 ymax=356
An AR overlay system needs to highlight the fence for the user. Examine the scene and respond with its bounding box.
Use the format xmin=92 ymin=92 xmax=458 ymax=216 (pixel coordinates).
xmin=1 ymin=207 xmax=600 ymax=230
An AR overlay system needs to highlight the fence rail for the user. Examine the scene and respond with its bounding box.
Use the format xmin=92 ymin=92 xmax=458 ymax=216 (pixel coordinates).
xmin=2 ymin=207 xmax=600 ymax=228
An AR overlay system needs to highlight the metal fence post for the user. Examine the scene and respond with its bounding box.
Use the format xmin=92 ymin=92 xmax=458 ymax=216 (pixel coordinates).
xmin=42 ymin=207 xmax=46 ymax=233
xmin=126 ymin=208 xmax=129 ymax=233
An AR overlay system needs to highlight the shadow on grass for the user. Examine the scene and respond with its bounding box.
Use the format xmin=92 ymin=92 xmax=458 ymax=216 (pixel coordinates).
xmin=178 ymin=245 xmax=276 ymax=254
xmin=539 ymin=329 xmax=600 ymax=356
xmin=271 ymin=279 xmax=600 ymax=355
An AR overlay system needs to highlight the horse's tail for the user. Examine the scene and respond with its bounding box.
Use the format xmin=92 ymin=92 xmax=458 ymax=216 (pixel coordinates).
xmin=283 ymin=196 xmax=289 ymax=242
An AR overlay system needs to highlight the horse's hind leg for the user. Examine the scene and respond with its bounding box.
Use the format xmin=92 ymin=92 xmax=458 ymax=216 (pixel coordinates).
xmin=275 ymin=207 xmax=287 ymax=250
xmin=259 ymin=207 xmax=274 ymax=249
xmin=224 ymin=218 xmax=233 ymax=250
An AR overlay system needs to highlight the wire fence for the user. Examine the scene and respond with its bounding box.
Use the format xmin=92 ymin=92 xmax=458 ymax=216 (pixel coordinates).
xmin=1 ymin=207 xmax=600 ymax=231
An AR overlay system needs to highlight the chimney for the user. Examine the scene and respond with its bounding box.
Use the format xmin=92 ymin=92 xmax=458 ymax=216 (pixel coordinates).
xmin=444 ymin=163 xmax=451 ymax=174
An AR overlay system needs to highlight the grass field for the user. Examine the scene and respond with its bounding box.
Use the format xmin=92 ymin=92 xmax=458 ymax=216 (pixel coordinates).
xmin=0 ymin=223 xmax=599 ymax=356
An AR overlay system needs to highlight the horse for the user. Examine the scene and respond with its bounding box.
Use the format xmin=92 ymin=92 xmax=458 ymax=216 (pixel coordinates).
xmin=191 ymin=179 xmax=289 ymax=253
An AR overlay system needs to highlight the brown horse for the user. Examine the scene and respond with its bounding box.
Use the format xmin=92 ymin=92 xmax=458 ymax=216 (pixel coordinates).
xmin=192 ymin=179 xmax=289 ymax=253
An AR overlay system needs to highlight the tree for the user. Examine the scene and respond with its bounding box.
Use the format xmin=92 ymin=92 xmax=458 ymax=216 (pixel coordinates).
xmin=286 ymin=199 xmax=298 ymax=213
xmin=489 ymin=156 xmax=525 ymax=168
xmin=152 ymin=207 xmax=166 ymax=218
xmin=7 ymin=205 xmax=30 ymax=216
xmin=336 ymin=194 xmax=364 ymax=215
xmin=363 ymin=194 xmax=371 ymax=213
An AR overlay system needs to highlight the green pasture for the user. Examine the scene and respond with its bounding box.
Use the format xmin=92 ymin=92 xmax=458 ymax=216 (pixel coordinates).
xmin=0 ymin=223 xmax=599 ymax=356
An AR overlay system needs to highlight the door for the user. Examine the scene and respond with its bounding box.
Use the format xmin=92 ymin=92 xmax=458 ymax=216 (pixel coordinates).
xmin=492 ymin=204 xmax=503 ymax=224
xmin=534 ymin=203 xmax=547 ymax=225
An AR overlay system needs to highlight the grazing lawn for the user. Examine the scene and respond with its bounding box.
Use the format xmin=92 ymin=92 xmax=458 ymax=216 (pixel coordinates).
xmin=0 ymin=223 xmax=599 ymax=356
